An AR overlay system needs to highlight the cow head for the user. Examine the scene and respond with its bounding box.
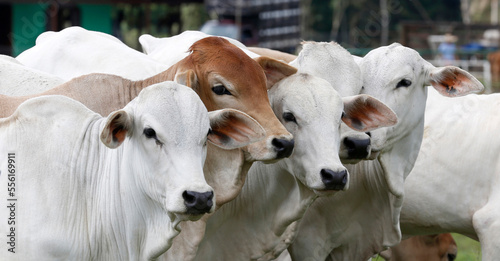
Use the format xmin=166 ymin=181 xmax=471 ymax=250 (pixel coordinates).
xmin=360 ymin=43 xmax=483 ymax=156
xmin=268 ymin=73 xmax=397 ymax=193
xmin=171 ymin=37 xmax=297 ymax=163
xmin=100 ymin=82 xmax=265 ymax=221
xmin=291 ymin=41 xmax=374 ymax=163
xmin=359 ymin=43 xmax=484 ymax=199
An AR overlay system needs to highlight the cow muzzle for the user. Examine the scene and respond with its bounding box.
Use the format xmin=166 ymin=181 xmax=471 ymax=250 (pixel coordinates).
xmin=272 ymin=138 xmax=295 ymax=159
xmin=320 ymin=169 xmax=348 ymax=191
xmin=344 ymin=134 xmax=370 ymax=158
xmin=183 ymin=191 xmax=214 ymax=215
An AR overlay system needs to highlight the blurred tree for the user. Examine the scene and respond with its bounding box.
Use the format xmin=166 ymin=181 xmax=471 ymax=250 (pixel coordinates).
xmin=111 ymin=3 xmax=207 ymax=50
xmin=307 ymin=0 xmax=333 ymax=41
xmin=306 ymin=0 xmax=462 ymax=48
xmin=181 ymin=3 xmax=209 ymax=31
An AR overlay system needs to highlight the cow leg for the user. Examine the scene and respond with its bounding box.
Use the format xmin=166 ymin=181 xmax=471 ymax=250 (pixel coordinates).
xmin=473 ymin=204 xmax=500 ymax=260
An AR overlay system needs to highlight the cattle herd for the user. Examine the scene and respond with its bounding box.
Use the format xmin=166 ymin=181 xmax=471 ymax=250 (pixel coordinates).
xmin=0 ymin=26 xmax=493 ymax=261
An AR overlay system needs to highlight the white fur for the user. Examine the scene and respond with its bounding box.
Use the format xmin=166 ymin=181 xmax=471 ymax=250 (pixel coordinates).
xmin=0 ymin=54 xmax=64 ymax=96
xmin=17 ymin=26 xmax=169 ymax=81
xmin=400 ymin=88 xmax=500 ymax=260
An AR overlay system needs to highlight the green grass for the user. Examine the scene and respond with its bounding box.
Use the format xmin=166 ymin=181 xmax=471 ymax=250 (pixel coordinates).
xmin=452 ymin=233 xmax=481 ymax=261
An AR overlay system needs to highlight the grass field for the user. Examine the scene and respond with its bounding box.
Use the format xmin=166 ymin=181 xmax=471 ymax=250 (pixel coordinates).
xmin=453 ymin=233 xmax=481 ymax=261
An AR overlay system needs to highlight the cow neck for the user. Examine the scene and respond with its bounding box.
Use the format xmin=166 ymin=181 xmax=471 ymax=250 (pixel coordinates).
xmin=59 ymin=116 xmax=128 ymax=260
xmin=157 ymin=145 xmax=250 ymax=261
xmin=71 ymin=118 xmax=124 ymax=259
xmin=318 ymin=103 xmax=427 ymax=260
xmin=194 ymin=160 xmax=317 ymax=260
xmin=69 ymin=118 xmax=178 ymax=260
xmin=37 ymin=74 xmax=142 ymax=117
xmin=0 ymin=94 xmax=30 ymax=117
xmin=135 ymin=62 xmax=179 ymax=90
xmin=290 ymin=129 xmax=424 ymax=261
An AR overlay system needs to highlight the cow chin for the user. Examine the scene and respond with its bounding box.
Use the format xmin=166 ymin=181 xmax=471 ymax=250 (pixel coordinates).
xmin=367 ymin=150 xmax=381 ymax=160
xmin=313 ymin=189 xmax=339 ymax=197
xmin=340 ymin=157 xmax=366 ymax=165
xmin=176 ymin=213 xmax=206 ymax=222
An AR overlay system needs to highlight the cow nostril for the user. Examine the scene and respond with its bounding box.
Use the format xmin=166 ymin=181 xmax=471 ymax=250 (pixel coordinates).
xmin=365 ymin=131 xmax=371 ymax=137
xmin=272 ymin=138 xmax=294 ymax=159
xmin=205 ymin=191 xmax=214 ymax=208
xmin=320 ymin=169 xmax=348 ymax=190
xmin=182 ymin=191 xmax=196 ymax=204
xmin=343 ymin=136 xmax=370 ymax=159
xmin=343 ymin=137 xmax=355 ymax=149
xmin=183 ymin=191 xmax=214 ymax=215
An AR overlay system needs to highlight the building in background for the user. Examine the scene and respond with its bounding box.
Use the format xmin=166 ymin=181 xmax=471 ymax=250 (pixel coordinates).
xmin=204 ymin=0 xmax=301 ymax=53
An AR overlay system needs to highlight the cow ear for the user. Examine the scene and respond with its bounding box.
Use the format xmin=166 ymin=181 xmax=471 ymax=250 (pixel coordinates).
xmin=208 ymin=109 xmax=266 ymax=150
xmin=138 ymin=34 xmax=161 ymax=54
xmin=174 ymin=70 xmax=199 ymax=90
xmin=342 ymin=94 xmax=397 ymax=132
xmin=254 ymin=56 xmax=297 ymax=89
xmin=428 ymin=66 xmax=484 ymax=97
xmin=100 ymin=110 xmax=133 ymax=149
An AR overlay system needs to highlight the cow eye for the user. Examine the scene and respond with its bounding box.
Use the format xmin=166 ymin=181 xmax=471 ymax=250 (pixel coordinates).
xmin=283 ymin=112 xmax=297 ymax=123
xmin=144 ymin=128 xmax=157 ymax=139
xmin=144 ymin=128 xmax=163 ymax=146
xmin=396 ymin=79 xmax=412 ymax=88
xmin=212 ymin=84 xmax=232 ymax=95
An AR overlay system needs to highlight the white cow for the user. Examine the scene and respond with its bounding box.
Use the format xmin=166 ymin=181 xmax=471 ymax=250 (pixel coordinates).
xmin=400 ymin=88 xmax=500 ymax=260
xmin=178 ymin=73 xmax=397 ymax=261
xmin=0 ymin=54 xmax=64 ymax=96
xmin=286 ymin=43 xmax=484 ymax=260
xmin=0 ymin=82 xmax=264 ymax=260
xmin=17 ymin=26 xmax=169 ymax=81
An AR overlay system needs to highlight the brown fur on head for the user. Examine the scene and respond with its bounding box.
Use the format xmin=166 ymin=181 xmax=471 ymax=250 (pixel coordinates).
xmin=169 ymin=36 xmax=296 ymax=162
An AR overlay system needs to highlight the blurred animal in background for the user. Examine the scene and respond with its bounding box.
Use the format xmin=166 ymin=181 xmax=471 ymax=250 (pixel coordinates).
xmin=379 ymin=234 xmax=457 ymax=261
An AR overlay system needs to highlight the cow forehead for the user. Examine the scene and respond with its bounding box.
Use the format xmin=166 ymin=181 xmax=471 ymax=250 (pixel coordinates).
xmin=297 ymin=43 xmax=362 ymax=97
xmin=271 ymin=74 xmax=343 ymax=120
xmin=131 ymin=82 xmax=210 ymax=139
xmin=363 ymin=45 xmax=426 ymax=76
xmin=190 ymin=37 xmax=267 ymax=86
xmin=361 ymin=45 xmax=429 ymax=90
